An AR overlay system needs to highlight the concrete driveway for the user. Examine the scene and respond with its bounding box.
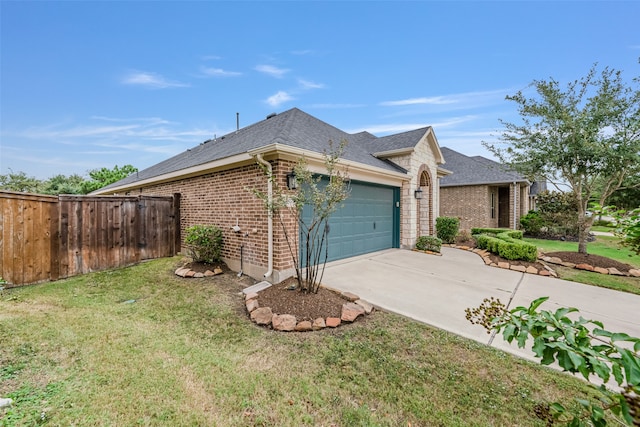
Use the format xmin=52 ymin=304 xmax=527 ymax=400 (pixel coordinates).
xmin=321 ymin=247 xmax=640 ymax=362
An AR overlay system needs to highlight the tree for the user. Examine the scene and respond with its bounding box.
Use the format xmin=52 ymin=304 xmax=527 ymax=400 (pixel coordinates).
xmin=466 ymin=297 xmax=640 ymax=426
xmin=80 ymin=164 xmax=138 ymax=194
xmin=0 ymin=170 xmax=43 ymax=193
xmin=40 ymin=174 xmax=85 ymax=195
xmin=485 ymin=65 xmax=640 ymax=254
xmin=253 ymin=140 xmax=350 ymax=293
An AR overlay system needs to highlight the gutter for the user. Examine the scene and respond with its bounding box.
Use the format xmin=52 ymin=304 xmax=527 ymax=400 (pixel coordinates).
xmin=255 ymin=154 xmax=273 ymax=279
xmin=513 ymin=182 xmax=517 ymax=230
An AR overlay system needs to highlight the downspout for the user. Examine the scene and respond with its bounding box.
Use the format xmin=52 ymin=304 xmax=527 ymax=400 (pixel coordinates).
xmin=255 ymin=154 xmax=273 ymax=279
xmin=513 ymin=182 xmax=517 ymax=230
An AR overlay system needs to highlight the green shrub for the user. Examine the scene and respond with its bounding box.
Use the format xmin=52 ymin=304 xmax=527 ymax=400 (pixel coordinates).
xmin=436 ymin=216 xmax=460 ymax=244
xmin=415 ymin=236 xmax=442 ymax=252
xmin=474 ymin=231 xmax=537 ymax=262
xmin=519 ymin=211 xmax=544 ymax=235
xmin=184 ymin=225 xmax=223 ymax=264
xmin=471 ymin=228 xmax=523 ymax=239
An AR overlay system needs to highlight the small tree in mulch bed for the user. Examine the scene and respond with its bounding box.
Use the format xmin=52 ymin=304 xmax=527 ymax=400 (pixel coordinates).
xmin=252 ymin=140 xmax=350 ymax=294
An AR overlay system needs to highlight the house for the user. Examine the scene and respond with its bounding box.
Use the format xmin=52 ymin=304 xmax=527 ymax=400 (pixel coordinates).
xmin=96 ymin=108 xmax=450 ymax=282
xmin=438 ymin=147 xmax=531 ymax=231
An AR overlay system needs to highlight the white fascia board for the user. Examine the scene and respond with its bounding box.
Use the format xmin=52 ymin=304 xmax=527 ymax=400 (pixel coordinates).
xmin=437 ymin=167 xmax=453 ymax=177
xmin=93 ymin=152 xmax=254 ymax=194
xmin=372 ymin=147 xmax=414 ymax=158
xmin=250 ymin=143 xmax=408 ymax=186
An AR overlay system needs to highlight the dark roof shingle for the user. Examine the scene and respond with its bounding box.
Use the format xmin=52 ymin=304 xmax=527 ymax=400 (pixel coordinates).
xmin=440 ymin=147 xmax=528 ymax=187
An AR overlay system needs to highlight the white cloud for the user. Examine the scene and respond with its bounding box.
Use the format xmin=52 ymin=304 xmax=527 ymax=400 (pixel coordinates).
xmin=380 ymin=97 xmax=457 ymax=106
xmin=298 ymin=79 xmax=325 ymax=90
xmin=265 ymin=91 xmax=294 ymax=107
xmin=255 ymin=64 xmax=290 ymax=78
xmin=308 ymin=103 xmax=366 ymax=109
xmin=348 ymin=116 xmax=478 ymax=135
xmin=122 ymin=71 xmax=190 ymax=89
xmin=200 ymin=66 xmax=242 ymax=77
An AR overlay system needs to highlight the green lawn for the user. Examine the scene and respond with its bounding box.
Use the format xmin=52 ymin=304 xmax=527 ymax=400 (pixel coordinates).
xmin=523 ymin=235 xmax=640 ymax=295
xmin=524 ymin=235 xmax=640 ymax=268
xmin=0 ymin=257 xmax=609 ymax=426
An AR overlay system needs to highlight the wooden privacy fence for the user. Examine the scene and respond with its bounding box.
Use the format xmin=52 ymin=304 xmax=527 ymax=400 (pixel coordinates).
xmin=0 ymin=191 xmax=180 ymax=287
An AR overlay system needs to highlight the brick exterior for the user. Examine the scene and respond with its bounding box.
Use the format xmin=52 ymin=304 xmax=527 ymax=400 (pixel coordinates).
xmin=440 ymin=183 xmax=530 ymax=232
xmin=116 ymin=160 xmax=298 ymax=282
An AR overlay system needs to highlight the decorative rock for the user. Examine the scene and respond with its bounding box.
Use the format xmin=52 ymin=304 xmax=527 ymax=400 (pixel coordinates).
xmin=245 ymin=292 xmax=259 ymax=301
xmin=294 ymin=321 xmax=313 ymax=332
xmin=498 ymin=262 xmax=510 ymax=269
xmin=561 ymin=262 xmax=576 ymax=268
xmin=185 ymin=270 xmax=196 ymax=277
xmin=629 ymin=269 xmax=640 ymax=277
xmin=549 ymin=257 xmax=563 ymax=264
xmin=525 ymin=266 xmax=539 ymax=275
xmin=246 ymin=299 xmax=259 ymax=313
xmin=213 ymin=267 xmax=223 ymax=275
xmin=549 ymin=270 xmax=558 ymax=278
xmin=609 ymin=267 xmax=626 ymax=276
xmin=541 ymin=256 xmax=552 ymax=262
xmin=204 ymin=270 xmax=215 ymax=277
xmin=175 ymin=267 xmax=190 ymax=277
xmin=510 ymin=265 xmax=527 ymax=273
xmin=575 ymin=263 xmax=594 ymax=271
xmin=594 ymin=267 xmax=609 ymax=275
xmin=483 ymin=257 xmax=492 ymax=265
xmin=250 ymin=307 xmax=273 ymax=325
xmin=539 ymin=270 xmax=551 ymax=276
xmin=326 ymin=317 xmax=341 ymax=328
xmin=272 ymin=314 xmax=297 ymax=332
xmin=341 ymin=291 xmax=359 ymax=302
xmin=490 ymin=262 xmax=498 ymax=267
xmin=341 ymin=302 xmax=365 ymax=322
xmin=355 ymin=299 xmax=374 ymax=314
xmin=194 ymin=272 xmax=204 ymax=278
xmin=0 ymin=398 xmax=12 ymax=409
xmin=312 ymin=317 xmax=326 ymax=330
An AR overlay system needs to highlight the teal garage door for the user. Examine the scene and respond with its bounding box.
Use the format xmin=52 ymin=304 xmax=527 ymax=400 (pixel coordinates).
xmin=301 ymin=180 xmax=400 ymax=263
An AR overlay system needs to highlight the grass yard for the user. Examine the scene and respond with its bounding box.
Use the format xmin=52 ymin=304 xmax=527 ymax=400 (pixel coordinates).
xmin=524 ymin=235 xmax=640 ymax=295
xmin=524 ymin=235 xmax=640 ymax=268
xmin=0 ymin=257 xmax=611 ymax=426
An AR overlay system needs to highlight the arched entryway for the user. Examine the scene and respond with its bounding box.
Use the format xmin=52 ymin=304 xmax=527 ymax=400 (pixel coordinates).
xmin=417 ymin=166 xmax=434 ymax=236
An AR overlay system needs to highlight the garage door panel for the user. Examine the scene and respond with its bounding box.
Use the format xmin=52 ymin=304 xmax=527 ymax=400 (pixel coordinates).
xmin=301 ymin=180 xmax=399 ymax=263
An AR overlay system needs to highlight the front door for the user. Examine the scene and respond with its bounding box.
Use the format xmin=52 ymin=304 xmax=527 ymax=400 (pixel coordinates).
xmin=498 ymin=187 xmax=510 ymax=228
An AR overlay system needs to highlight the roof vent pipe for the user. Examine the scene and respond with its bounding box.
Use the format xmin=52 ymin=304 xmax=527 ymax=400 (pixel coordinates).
xmin=255 ymin=154 xmax=273 ymax=280
xmin=236 ymin=112 xmax=239 ymax=131
xmin=266 ymin=113 xmax=276 ymax=119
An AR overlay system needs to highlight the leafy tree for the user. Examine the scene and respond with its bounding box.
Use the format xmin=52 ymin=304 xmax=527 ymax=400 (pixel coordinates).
xmin=40 ymin=174 xmax=85 ymax=195
xmin=605 ymin=174 xmax=640 ymax=210
xmin=80 ymin=164 xmax=138 ymax=194
xmin=0 ymin=170 xmax=43 ymax=193
xmin=485 ymin=65 xmax=640 ymax=254
xmin=253 ymin=140 xmax=350 ymax=293
xmin=467 ymin=297 xmax=640 ymax=426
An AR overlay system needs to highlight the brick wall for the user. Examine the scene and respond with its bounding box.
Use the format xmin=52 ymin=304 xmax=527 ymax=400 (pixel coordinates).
xmin=119 ymin=160 xmax=298 ymax=281
xmin=440 ymin=185 xmax=492 ymax=231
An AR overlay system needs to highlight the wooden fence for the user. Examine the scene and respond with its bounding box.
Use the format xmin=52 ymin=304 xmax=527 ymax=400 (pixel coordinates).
xmin=0 ymin=191 xmax=180 ymax=287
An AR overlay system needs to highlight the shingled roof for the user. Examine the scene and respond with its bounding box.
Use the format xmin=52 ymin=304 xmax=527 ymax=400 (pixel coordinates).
xmin=439 ymin=147 xmax=528 ymax=187
xmin=101 ymin=108 xmax=436 ymax=191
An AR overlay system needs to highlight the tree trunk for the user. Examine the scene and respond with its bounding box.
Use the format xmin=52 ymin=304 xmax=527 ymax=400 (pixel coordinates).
xmin=576 ymin=207 xmax=591 ymax=255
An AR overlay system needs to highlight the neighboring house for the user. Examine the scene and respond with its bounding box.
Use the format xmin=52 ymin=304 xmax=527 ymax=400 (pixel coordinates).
xmin=96 ymin=108 xmax=450 ymax=282
xmin=439 ymin=147 xmax=531 ymax=231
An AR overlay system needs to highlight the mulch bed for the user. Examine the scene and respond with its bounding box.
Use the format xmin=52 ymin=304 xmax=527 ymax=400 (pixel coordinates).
xmin=256 ymin=277 xmax=346 ymax=321
xmin=545 ymin=251 xmax=635 ymax=273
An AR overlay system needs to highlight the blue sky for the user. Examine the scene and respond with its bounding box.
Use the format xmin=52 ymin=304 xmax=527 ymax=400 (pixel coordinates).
xmin=1 ymin=1 xmax=639 ymax=180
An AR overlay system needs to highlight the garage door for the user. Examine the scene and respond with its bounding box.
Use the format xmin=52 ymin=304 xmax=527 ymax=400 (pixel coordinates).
xmin=301 ymin=180 xmax=400 ymax=263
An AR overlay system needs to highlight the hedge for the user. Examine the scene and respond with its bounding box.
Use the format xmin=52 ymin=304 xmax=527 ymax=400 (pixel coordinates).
xmin=471 ymin=228 xmax=524 ymax=240
xmin=472 ymin=229 xmax=537 ymax=262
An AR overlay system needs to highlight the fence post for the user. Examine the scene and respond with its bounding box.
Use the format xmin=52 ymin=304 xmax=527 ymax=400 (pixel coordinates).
xmin=172 ymin=193 xmax=181 ymax=255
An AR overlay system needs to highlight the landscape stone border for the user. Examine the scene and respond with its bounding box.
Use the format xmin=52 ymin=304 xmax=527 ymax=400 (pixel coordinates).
xmin=174 ymin=266 xmax=223 ymax=278
xmin=443 ymin=244 xmax=558 ymax=277
xmin=243 ymin=283 xmax=374 ymax=332
xmin=539 ymin=256 xmax=640 ymax=278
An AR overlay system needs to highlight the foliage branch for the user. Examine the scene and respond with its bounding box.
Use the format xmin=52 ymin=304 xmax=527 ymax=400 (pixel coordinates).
xmin=184 ymin=225 xmax=224 ymax=264
xmin=466 ymin=296 xmax=640 ymax=426
xmin=252 ymin=140 xmax=350 ymax=293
